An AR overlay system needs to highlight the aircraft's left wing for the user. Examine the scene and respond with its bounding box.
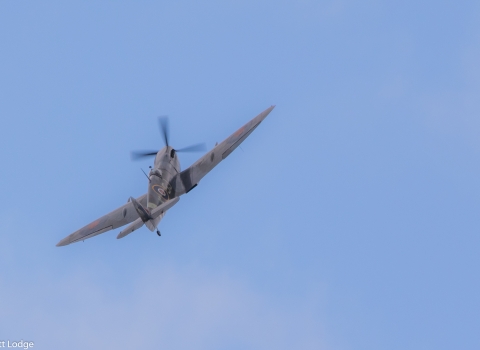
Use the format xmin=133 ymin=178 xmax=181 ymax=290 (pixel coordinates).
xmin=168 ymin=106 xmax=275 ymax=197
xmin=56 ymin=194 xmax=147 ymax=246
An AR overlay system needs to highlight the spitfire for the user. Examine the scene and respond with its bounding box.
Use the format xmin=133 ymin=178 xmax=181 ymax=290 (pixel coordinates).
xmin=56 ymin=106 xmax=275 ymax=246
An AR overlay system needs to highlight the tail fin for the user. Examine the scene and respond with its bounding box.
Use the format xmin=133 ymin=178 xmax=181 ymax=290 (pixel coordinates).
xmin=130 ymin=196 xmax=152 ymax=222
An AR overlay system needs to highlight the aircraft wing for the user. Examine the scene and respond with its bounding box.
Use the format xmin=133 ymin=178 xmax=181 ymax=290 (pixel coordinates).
xmin=56 ymin=194 xmax=147 ymax=246
xmin=169 ymin=105 xmax=275 ymax=197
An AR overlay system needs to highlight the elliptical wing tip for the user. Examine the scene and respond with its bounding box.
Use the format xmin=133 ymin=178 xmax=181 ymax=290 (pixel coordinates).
xmin=56 ymin=237 xmax=71 ymax=247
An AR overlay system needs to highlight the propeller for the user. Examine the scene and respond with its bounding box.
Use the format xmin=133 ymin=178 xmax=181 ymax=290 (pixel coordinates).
xmin=131 ymin=151 xmax=159 ymax=160
xmin=176 ymin=143 xmax=207 ymax=153
xmin=158 ymin=116 xmax=169 ymax=148
xmin=131 ymin=116 xmax=206 ymax=160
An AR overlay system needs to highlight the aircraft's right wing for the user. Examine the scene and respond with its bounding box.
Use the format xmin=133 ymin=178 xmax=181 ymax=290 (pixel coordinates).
xmin=169 ymin=105 xmax=275 ymax=197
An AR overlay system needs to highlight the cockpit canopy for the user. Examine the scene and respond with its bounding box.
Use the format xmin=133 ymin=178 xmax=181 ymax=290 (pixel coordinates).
xmin=149 ymin=168 xmax=163 ymax=178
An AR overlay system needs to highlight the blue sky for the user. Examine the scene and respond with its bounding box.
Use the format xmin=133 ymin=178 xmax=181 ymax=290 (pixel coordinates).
xmin=1 ymin=1 xmax=480 ymax=349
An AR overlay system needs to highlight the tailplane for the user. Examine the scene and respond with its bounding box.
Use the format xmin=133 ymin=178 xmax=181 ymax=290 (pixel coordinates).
xmin=117 ymin=197 xmax=180 ymax=238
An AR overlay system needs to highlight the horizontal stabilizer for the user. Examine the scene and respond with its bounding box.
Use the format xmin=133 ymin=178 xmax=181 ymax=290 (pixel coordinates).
xmin=145 ymin=197 xmax=180 ymax=231
xmin=117 ymin=218 xmax=144 ymax=239
xmin=150 ymin=197 xmax=180 ymax=218
xmin=117 ymin=197 xmax=180 ymax=237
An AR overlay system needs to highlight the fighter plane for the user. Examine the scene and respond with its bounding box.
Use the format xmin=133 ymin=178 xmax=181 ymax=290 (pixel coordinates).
xmin=56 ymin=106 xmax=275 ymax=246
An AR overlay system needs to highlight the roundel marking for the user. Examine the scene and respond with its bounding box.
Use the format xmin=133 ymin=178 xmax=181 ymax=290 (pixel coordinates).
xmin=152 ymin=184 xmax=167 ymax=198
xmin=87 ymin=220 xmax=100 ymax=229
xmin=234 ymin=126 xmax=245 ymax=137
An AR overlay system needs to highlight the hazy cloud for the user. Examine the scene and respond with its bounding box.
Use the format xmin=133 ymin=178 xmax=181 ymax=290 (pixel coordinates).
xmin=0 ymin=260 xmax=325 ymax=350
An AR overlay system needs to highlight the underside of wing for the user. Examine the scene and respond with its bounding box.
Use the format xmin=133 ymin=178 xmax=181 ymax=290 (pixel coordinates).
xmin=56 ymin=194 xmax=147 ymax=246
xmin=169 ymin=105 xmax=275 ymax=196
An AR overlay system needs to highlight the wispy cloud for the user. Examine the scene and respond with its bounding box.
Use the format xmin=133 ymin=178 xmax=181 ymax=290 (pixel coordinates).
xmin=0 ymin=258 xmax=326 ymax=350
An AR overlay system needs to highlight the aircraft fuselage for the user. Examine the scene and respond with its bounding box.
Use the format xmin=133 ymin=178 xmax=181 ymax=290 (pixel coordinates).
xmin=147 ymin=146 xmax=181 ymax=210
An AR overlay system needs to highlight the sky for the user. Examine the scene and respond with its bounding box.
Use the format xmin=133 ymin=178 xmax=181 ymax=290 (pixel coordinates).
xmin=1 ymin=1 xmax=480 ymax=349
